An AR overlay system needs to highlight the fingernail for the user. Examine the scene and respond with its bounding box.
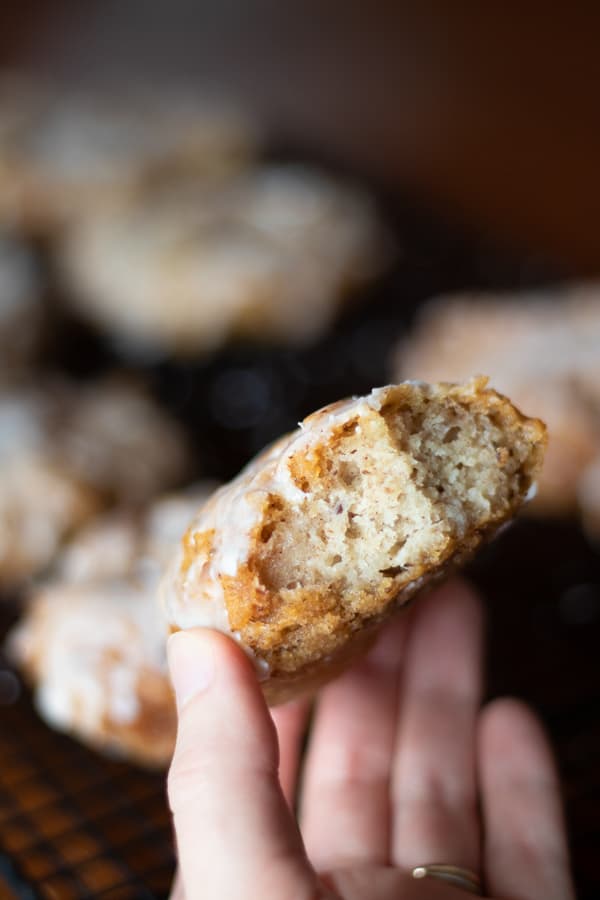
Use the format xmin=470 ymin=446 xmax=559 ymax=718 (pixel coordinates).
xmin=167 ymin=631 xmax=214 ymax=710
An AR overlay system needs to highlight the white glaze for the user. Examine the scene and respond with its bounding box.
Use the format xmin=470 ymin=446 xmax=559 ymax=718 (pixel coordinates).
xmin=525 ymin=481 xmax=538 ymax=502
xmin=10 ymin=484 xmax=215 ymax=745
xmin=161 ymin=386 xmax=403 ymax=637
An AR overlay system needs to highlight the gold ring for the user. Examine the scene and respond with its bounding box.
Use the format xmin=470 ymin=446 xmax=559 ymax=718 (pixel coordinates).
xmin=412 ymin=864 xmax=482 ymax=894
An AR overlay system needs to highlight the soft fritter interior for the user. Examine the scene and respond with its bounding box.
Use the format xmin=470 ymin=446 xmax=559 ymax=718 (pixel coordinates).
xmin=255 ymin=392 xmax=535 ymax=596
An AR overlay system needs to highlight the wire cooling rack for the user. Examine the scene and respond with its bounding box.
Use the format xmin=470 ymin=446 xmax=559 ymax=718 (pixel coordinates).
xmin=0 ymin=613 xmax=174 ymax=900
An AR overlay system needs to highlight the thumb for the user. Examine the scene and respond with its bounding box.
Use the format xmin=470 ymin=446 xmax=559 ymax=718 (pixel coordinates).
xmin=167 ymin=629 xmax=321 ymax=900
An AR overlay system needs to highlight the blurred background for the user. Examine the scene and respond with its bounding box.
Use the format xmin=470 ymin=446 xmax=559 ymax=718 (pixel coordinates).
xmin=0 ymin=4 xmax=599 ymax=899
xmin=4 ymin=1 xmax=600 ymax=270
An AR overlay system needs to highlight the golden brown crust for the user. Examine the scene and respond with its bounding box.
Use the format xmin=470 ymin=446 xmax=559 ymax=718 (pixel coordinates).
xmin=180 ymin=527 xmax=216 ymax=578
xmin=162 ymin=379 xmax=546 ymax=704
xmin=235 ymin=381 xmax=543 ymax=661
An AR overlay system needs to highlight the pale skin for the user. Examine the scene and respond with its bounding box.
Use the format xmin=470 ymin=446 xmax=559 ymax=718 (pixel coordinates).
xmin=166 ymin=580 xmax=576 ymax=900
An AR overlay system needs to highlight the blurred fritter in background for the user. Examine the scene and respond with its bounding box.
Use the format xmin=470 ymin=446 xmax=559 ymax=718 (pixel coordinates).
xmin=0 ymin=4 xmax=599 ymax=899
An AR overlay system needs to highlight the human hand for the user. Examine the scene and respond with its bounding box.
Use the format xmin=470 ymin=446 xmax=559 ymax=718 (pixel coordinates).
xmin=166 ymin=580 xmax=575 ymax=899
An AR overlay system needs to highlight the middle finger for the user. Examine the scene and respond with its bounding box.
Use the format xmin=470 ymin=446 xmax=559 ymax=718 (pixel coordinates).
xmin=301 ymin=615 xmax=410 ymax=868
xmin=391 ymin=579 xmax=483 ymax=874
xmin=271 ymin=699 xmax=311 ymax=808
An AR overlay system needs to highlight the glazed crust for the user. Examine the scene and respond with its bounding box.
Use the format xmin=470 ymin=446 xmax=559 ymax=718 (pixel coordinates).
xmin=9 ymin=582 xmax=176 ymax=769
xmin=58 ymin=165 xmax=391 ymax=356
xmin=161 ymin=379 xmax=546 ymax=704
xmin=7 ymin=485 xmax=214 ymax=767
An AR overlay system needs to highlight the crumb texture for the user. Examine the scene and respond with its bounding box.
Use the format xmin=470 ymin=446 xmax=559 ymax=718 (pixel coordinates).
xmin=162 ymin=379 xmax=545 ymax=704
xmin=395 ymin=287 xmax=600 ymax=516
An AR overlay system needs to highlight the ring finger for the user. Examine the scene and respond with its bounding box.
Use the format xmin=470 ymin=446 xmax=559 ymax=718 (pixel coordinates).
xmin=391 ymin=579 xmax=483 ymax=876
xmin=271 ymin=699 xmax=311 ymax=809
